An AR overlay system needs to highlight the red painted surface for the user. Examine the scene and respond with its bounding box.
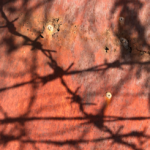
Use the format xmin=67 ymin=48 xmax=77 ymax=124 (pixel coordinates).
xmin=0 ymin=0 xmax=150 ymax=150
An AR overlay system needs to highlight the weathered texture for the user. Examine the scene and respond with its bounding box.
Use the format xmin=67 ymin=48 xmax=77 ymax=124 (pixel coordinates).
xmin=0 ymin=0 xmax=150 ymax=150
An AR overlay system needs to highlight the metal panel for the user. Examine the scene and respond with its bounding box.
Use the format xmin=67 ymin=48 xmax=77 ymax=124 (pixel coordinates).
xmin=0 ymin=0 xmax=150 ymax=150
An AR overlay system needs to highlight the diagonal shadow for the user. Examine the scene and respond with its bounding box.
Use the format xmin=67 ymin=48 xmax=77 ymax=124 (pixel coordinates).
xmin=0 ymin=0 xmax=150 ymax=150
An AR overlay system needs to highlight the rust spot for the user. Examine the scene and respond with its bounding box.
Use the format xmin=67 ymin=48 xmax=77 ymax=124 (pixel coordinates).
xmin=47 ymin=25 xmax=54 ymax=32
xmin=106 ymin=92 xmax=112 ymax=99
xmin=41 ymin=18 xmax=62 ymax=38
xmin=120 ymin=37 xmax=129 ymax=49
xmin=140 ymin=51 xmax=144 ymax=55
xmin=106 ymin=92 xmax=112 ymax=106
xmin=119 ymin=17 xmax=125 ymax=25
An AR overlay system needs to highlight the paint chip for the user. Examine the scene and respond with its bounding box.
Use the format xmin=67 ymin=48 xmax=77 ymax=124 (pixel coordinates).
xmin=47 ymin=25 xmax=53 ymax=32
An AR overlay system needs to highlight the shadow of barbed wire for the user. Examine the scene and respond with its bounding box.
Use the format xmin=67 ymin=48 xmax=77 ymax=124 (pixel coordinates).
xmin=0 ymin=0 xmax=150 ymax=150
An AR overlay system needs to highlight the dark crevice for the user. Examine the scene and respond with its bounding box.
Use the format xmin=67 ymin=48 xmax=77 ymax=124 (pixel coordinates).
xmin=40 ymin=34 xmax=44 ymax=38
xmin=105 ymin=47 xmax=109 ymax=53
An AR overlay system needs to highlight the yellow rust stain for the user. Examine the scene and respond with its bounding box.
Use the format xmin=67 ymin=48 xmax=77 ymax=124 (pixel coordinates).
xmin=104 ymin=92 xmax=112 ymax=114
xmin=105 ymin=92 xmax=112 ymax=106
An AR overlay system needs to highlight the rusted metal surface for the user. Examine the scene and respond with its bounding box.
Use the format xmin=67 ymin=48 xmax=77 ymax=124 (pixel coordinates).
xmin=0 ymin=0 xmax=150 ymax=150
